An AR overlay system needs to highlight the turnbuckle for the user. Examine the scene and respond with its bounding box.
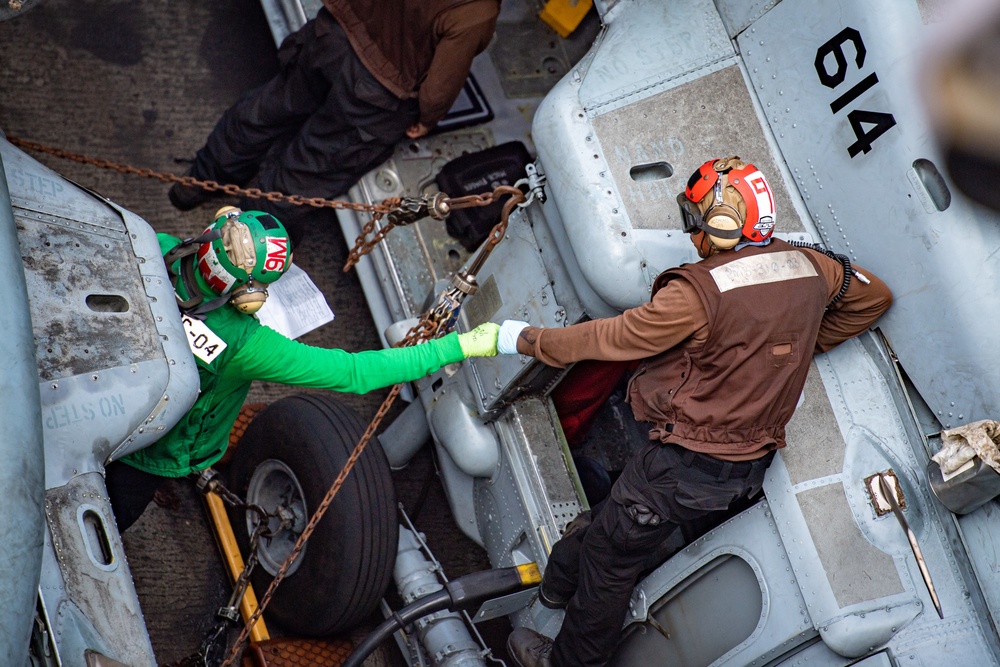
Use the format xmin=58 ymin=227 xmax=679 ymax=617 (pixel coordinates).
xmin=426 ymin=271 xmax=478 ymax=335
xmin=386 ymin=192 xmax=451 ymax=226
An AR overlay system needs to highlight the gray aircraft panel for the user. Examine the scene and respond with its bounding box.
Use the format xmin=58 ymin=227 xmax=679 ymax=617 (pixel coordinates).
xmin=42 ymin=473 xmax=154 ymax=666
xmin=3 ymin=143 xmax=124 ymax=233
xmin=798 ymin=483 xmax=904 ymax=607
xmin=739 ymin=0 xmax=1000 ymax=428
xmin=767 ymin=335 xmax=1000 ymax=659
xmin=591 ymin=64 xmax=805 ymax=234
xmin=593 ymin=0 xmax=620 ymax=21
xmin=2 ymin=138 xmax=200 ymax=489
xmin=783 ymin=362 xmax=847 ymax=484
xmin=0 ymin=135 xmax=44 ymax=667
xmin=532 ymin=0 xmax=820 ymax=313
xmin=16 ymin=206 xmax=161 ymax=380
xmin=579 ymin=0 xmax=733 ymax=115
xmin=714 ymin=0 xmax=782 ymax=39
xmin=621 ymin=502 xmax=815 ymax=667
xmin=955 ymin=503 xmax=1000 ymax=637
xmin=463 ymin=208 xmax=576 ymax=412
xmin=915 ymin=0 xmax=950 ymax=24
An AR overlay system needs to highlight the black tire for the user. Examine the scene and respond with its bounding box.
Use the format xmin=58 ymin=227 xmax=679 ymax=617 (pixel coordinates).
xmin=228 ymin=393 xmax=398 ymax=637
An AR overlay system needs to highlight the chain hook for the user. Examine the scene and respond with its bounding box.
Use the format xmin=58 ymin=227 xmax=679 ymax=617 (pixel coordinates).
xmin=513 ymin=162 xmax=546 ymax=208
xmin=423 ymin=272 xmax=478 ymax=335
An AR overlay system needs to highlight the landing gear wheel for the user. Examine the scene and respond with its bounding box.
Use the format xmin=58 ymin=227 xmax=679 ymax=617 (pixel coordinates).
xmin=228 ymin=393 xmax=398 ymax=636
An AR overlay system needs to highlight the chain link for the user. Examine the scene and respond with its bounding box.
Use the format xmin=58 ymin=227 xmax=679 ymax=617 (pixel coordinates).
xmin=6 ymin=135 xmax=534 ymax=276
xmin=162 ymin=621 xmax=230 ymax=667
xmin=343 ymin=206 xmax=396 ymax=272
xmin=227 ymin=505 xmax=270 ymax=612
xmin=5 ymin=135 xmax=392 ymax=216
xmin=342 ymin=185 xmax=525 ymax=272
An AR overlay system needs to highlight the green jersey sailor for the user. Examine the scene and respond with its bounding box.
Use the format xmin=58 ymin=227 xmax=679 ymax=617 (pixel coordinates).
xmin=106 ymin=207 xmax=499 ymax=530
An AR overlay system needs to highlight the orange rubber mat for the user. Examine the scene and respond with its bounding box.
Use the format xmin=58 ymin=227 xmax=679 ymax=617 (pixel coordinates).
xmin=221 ymin=403 xmax=268 ymax=464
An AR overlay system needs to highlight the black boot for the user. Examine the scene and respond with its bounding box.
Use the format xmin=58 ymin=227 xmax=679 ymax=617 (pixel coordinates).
xmin=507 ymin=628 xmax=554 ymax=667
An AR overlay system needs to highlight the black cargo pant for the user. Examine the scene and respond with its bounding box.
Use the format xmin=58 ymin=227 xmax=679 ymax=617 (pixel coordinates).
xmin=190 ymin=9 xmax=419 ymax=245
xmin=544 ymin=438 xmax=774 ymax=667
xmin=105 ymin=460 xmax=167 ymax=532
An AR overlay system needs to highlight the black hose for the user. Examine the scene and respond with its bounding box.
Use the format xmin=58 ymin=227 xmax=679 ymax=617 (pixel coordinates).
xmin=342 ymin=563 xmax=541 ymax=667
xmin=341 ymin=590 xmax=451 ymax=667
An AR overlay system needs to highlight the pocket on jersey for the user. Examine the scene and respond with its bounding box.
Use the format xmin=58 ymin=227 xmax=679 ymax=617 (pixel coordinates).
xmin=767 ymin=333 xmax=800 ymax=368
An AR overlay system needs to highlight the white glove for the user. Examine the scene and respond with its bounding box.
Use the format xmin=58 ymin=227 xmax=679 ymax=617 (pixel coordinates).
xmin=498 ymin=320 xmax=530 ymax=354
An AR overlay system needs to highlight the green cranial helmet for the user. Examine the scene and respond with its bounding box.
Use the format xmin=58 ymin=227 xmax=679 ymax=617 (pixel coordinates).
xmin=196 ymin=208 xmax=292 ymax=293
xmin=196 ymin=208 xmax=292 ymax=313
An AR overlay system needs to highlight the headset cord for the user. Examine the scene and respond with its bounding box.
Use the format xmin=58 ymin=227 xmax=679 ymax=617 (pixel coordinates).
xmin=788 ymin=240 xmax=870 ymax=307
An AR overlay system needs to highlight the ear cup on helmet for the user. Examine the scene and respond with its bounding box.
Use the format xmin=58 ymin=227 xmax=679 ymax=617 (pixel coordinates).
xmin=704 ymin=206 xmax=742 ymax=250
xmin=229 ymin=282 xmax=269 ymax=314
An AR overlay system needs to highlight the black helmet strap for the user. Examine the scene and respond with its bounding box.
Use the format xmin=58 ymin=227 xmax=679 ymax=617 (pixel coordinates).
xmin=174 ymin=253 xmax=230 ymax=319
xmin=162 ymin=228 xmax=223 ymax=270
xmin=163 ymin=229 xmax=227 ymax=318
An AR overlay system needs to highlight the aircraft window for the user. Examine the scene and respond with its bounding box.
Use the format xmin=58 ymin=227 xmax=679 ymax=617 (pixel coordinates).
xmin=611 ymin=554 xmax=762 ymax=665
xmin=912 ymin=158 xmax=951 ymax=211
xmin=80 ymin=509 xmax=114 ymax=567
xmin=86 ymin=294 xmax=130 ymax=313
xmin=629 ymin=162 xmax=673 ymax=182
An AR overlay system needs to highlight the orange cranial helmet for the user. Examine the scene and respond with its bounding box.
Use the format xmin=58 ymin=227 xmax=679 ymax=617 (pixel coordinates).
xmin=677 ymin=156 xmax=776 ymax=249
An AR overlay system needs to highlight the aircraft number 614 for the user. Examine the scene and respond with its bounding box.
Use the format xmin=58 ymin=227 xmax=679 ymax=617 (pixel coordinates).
xmin=815 ymin=27 xmax=897 ymax=158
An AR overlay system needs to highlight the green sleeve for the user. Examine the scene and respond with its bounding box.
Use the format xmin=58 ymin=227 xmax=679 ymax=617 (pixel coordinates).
xmin=226 ymin=325 xmax=466 ymax=393
xmin=158 ymin=232 xmax=181 ymax=255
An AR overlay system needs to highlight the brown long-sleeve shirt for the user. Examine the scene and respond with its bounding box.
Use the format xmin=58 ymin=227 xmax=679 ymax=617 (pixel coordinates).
xmin=322 ymin=0 xmax=500 ymax=127
xmin=517 ymin=249 xmax=892 ymax=366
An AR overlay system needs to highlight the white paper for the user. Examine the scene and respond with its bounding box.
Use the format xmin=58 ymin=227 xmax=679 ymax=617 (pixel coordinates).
xmin=255 ymin=263 xmax=334 ymax=339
